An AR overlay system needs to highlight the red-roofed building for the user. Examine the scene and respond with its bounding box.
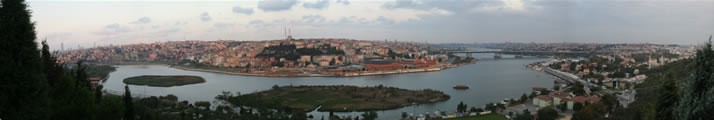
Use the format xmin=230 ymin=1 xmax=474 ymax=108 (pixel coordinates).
xmin=533 ymin=95 xmax=553 ymax=107
xmin=566 ymin=96 xmax=601 ymax=110
xmin=365 ymin=64 xmax=403 ymax=71
xmin=550 ymin=91 xmax=571 ymax=105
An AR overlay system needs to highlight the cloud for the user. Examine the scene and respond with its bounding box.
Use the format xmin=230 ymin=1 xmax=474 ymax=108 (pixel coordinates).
xmin=249 ymin=20 xmax=265 ymax=24
xmin=336 ymin=0 xmax=350 ymax=5
xmin=258 ymin=0 xmax=298 ymax=12
xmin=471 ymin=0 xmax=539 ymax=13
xmin=95 ymin=23 xmax=131 ymax=35
xmin=214 ymin=23 xmax=235 ymax=29
xmin=200 ymin=12 xmax=212 ymax=22
xmin=382 ymin=0 xmax=424 ymax=9
xmin=152 ymin=28 xmax=181 ymax=37
xmin=302 ymin=14 xmax=326 ymax=23
xmin=376 ymin=16 xmax=395 ymax=24
xmin=303 ymin=0 xmax=329 ymax=9
xmin=232 ymin=6 xmax=254 ymax=15
xmin=45 ymin=32 xmax=73 ymax=41
xmin=130 ymin=17 xmax=151 ymax=24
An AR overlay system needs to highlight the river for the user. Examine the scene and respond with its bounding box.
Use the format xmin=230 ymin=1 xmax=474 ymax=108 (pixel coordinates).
xmin=102 ymin=49 xmax=555 ymax=120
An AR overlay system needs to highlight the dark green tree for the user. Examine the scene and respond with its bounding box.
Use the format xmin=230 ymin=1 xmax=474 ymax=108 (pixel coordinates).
xmin=573 ymin=102 xmax=607 ymax=120
xmin=515 ymin=109 xmax=534 ymax=120
xmin=674 ymin=35 xmax=714 ymax=120
xmin=573 ymin=102 xmax=584 ymax=111
xmin=361 ymin=111 xmax=378 ymax=120
xmin=41 ymin=40 xmax=63 ymax=86
xmin=656 ymin=74 xmax=679 ymax=120
xmin=0 ymin=0 xmax=50 ymax=119
xmin=520 ymin=93 xmax=529 ymax=103
xmin=457 ymin=101 xmax=467 ymax=113
xmin=537 ymin=107 xmax=559 ymax=120
xmin=124 ymin=85 xmax=135 ymax=120
xmin=401 ymin=112 xmax=408 ymax=119
xmin=600 ymin=93 xmax=618 ymax=111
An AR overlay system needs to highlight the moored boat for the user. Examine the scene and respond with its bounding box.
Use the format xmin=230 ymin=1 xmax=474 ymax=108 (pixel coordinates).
xmin=453 ymin=85 xmax=469 ymax=89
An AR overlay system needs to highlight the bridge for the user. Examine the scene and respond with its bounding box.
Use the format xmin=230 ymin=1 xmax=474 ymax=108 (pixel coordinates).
xmin=446 ymin=51 xmax=598 ymax=54
xmin=444 ymin=51 xmax=607 ymax=58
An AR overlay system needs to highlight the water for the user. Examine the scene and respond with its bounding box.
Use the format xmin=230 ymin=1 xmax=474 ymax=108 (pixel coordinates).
xmin=103 ymin=49 xmax=555 ymax=120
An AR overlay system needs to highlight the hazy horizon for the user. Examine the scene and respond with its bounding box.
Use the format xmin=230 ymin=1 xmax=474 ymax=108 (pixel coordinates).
xmin=28 ymin=0 xmax=714 ymax=50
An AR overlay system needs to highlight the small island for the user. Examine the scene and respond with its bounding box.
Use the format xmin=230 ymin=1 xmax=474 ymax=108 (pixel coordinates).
xmin=227 ymin=85 xmax=450 ymax=112
xmin=123 ymin=75 xmax=206 ymax=87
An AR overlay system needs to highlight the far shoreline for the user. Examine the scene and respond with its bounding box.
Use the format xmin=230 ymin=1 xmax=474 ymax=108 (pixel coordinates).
xmin=166 ymin=62 xmax=475 ymax=78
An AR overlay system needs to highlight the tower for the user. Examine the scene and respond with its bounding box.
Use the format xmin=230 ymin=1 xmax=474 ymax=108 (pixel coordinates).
xmin=285 ymin=27 xmax=294 ymax=41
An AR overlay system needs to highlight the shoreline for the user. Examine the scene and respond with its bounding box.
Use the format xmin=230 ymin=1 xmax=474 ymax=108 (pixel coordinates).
xmin=167 ymin=62 xmax=475 ymax=78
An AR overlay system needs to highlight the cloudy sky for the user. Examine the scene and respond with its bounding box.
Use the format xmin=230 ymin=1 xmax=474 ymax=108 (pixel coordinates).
xmin=26 ymin=0 xmax=714 ymax=50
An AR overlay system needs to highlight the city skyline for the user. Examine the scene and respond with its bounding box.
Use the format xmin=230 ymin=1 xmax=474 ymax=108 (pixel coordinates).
xmin=29 ymin=0 xmax=714 ymax=50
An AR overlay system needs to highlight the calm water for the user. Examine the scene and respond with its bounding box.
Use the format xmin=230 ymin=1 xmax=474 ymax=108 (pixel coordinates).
xmin=103 ymin=50 xmax=555 ymax=120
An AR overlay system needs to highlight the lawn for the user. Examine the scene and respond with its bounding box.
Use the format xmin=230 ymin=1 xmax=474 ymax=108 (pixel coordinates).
xmin=123 ymin=75 xmax=206 ymax=87
xmin=445 ymin=113 xmax=508 ymax=120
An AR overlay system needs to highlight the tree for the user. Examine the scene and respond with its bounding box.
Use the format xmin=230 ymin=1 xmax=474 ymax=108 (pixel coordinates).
xmin=573 ymin=102 xmax=607 ymax=120
xmin=537 ymin=107 xmax=559 ymax=120
xmin=457 ymin=101 xmax=468 ymax=113
xmin=559 ymin=103 xmax=568 ymax=111
xmin=571 ymin=82 xmax=586 ymax=96
xmin=0 ymin=0 xmax=50 ymax=119
xmin=124 ymin=85 xmax=135 ymax=120
xmin=674 ymin=35 xmax=714 ymax=120
xmin=529 ymin=91 xmax=537 ymax=99
xmin=601 ymin=93 xmax=618 ymax=111
xmin=41 ymin=40 xmax=63 ymax=86
xmin=469 ymin=107 xmax=483 ymax=113
xmin=401 ymin=112 xmax=408 ymax=119
xmin=329 ymin=58 xmax=336 ymax=65
xmin=515 ymin=109 xmax=534 ymax=120
xmin=520 ymin=93 xmax=529 ymax=103
xmin=485 ymin=103 xmax=497 ymax=112
xmin=656 ymin=74 xmax=679 ymax=120
xmin=573 ymin=102 xmax=584 ymax=111
xmin=361 ymin=111 xmax=378 ymax=120
xmin=553 ymin=85 xmax=561 ymax=91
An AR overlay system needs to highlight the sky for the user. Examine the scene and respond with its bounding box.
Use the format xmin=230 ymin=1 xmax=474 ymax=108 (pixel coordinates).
xmin=24 ymin=0 xmax=714 ymax=50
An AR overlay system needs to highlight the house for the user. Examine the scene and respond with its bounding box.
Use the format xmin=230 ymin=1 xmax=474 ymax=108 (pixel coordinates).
xmin=566 ymin=96 xmax=601 ymax=110
xmin=533 ymin=95 xmax=553 ymax=107
xmin=550 ymin=91 xmax=571 ymax=105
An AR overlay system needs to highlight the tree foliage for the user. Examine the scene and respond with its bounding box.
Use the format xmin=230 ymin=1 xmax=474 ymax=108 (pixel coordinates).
xmin=573 ymin=102 xmax=607 ymax=120
xmin=0 ymin=0 xmax=50 ymax=119
xmin=361 ymin=111 xmax=378 ymax=120
xmin=125 ymin=85 xmax=135 ymax=120
xmin=674 ymin=36 xmax=714 ymax=120
xmin=537 ymin=106 xmax=559 ymax=120
xmin=457 ymin=101 xmax=468 ymax=113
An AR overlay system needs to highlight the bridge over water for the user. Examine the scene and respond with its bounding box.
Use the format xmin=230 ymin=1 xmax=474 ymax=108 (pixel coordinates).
xmin=445 ymin=51 xmax=610 ymax=58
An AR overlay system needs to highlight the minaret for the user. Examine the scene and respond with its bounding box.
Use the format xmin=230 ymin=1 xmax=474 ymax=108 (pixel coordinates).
xmin=287 ymin=28 xmax=294 ymax=41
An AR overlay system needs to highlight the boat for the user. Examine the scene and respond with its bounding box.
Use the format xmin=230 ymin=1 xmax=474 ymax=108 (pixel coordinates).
xmin=453 ymin=85 xmax=469 ymax=89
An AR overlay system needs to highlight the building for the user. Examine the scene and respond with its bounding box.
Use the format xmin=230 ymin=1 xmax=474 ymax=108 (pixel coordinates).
xmin=533 ymin=95 xmax=553 ymax=107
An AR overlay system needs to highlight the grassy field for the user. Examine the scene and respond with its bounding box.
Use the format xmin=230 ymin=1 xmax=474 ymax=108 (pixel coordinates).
xmin=230 ymin=85 xmax=450 ymax=112
xmin=123 ymin=75 xmax=206 ymax=87
xmin=445 ymin=113 xmax=508 ymax=120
